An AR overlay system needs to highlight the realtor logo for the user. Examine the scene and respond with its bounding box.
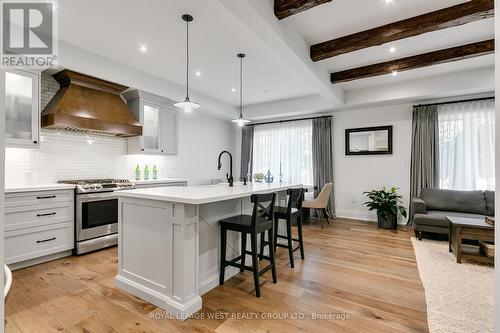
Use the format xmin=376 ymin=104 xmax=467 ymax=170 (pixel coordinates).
xmin=1 ymin=0 xmax=57 ymax=68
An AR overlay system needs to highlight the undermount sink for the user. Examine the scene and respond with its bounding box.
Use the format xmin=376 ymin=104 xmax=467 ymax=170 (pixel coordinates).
xmin=217 ymin=181 xmax=244 ymax=186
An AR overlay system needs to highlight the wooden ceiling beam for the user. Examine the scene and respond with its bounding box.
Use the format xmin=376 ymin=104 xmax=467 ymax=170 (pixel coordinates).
xmin=330 ymin=39 xmax=494 ymax=84
xmin=311 ymin=0 xmax=494 ymax=62
xmin=274 ymin=0 xmax=332 ymax=20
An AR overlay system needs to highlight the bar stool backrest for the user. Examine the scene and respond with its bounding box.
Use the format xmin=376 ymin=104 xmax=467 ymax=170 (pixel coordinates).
xmin=287 ymin=188 xmax=304 ymax=214
xmin=250 ymin=192 xmax=276 ymax=231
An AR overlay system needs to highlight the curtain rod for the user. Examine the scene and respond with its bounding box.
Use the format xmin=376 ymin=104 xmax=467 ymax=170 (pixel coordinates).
xmin=414 ymin=96 xmax=494 ymax=108
xmin=250 ymin=115 xmax=332 ymax=127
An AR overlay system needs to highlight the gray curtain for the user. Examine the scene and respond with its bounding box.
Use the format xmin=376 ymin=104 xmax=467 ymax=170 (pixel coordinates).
xmin=240 ymin=126 xmax=254 ymax=181
xmin=312 ymin=117 xmax=335 ymax=217
xmin=410 ymin=105 xmax=439 ymax=219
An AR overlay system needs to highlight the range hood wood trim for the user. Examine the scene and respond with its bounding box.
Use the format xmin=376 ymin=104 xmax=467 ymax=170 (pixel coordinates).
xmin=41 ymin=70 xmax=142 ymax=137
xmin=53 ymin=70 xmax=128 ymax=95
xmin=41 ymin=113 xmax=142 ymax=137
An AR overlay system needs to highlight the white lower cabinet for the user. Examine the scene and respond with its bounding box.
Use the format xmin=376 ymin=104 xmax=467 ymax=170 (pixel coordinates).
xmin=5 ymin=222 xmax=74 ymax=265
xmin=5 ymin=189 xmax=75 ymax=268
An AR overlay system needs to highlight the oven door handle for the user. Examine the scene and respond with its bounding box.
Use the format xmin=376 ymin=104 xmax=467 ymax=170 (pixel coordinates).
xmin=77 ymin=193 xmax=119 ymax=202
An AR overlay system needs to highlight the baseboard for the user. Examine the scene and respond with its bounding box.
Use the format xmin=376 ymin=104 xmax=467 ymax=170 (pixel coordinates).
xmin=199 ymin=266 xmax=240 ymax=295
xmin=8 ymin=250 xmax=72 ymax=271
xmin=335 ymin=209 xmax=408 ymax=225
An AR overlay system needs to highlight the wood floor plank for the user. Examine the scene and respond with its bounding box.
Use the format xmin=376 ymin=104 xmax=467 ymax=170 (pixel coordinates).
xmin=5 ymin=218 xmax=429 ymax=332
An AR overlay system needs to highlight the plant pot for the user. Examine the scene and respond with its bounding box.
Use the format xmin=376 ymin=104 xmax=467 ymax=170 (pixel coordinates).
xmin=377 ymin=214 xmax=397 ymax=230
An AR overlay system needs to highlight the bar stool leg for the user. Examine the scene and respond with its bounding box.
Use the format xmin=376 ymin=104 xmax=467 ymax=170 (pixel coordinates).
xmin=240 ymin=232 xmax=247 ymax=272
xmin=250 ymin=233 xmax=261 ymax=297
xmin=268 ymin=228 xmax=277 ymax=283
xmin=297 ymin=215 xmax=305 ymax=260
xmin=219 ymin=227 xmax=227 ymax=285
xmin=286 ymin=218 xmax=295 ymax=268
xmin=259 ymin=232 xmax=265 ymax=260
xmin=274 ymin=217 xmax=279 ymax=253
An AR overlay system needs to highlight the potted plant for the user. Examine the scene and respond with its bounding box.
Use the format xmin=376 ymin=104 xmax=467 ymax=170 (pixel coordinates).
xmin=363 ymin=187 xmax=407 ymax=230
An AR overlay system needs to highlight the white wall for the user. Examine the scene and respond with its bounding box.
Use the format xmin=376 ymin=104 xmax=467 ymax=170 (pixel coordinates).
xmin=333 ymin=104 xmax=413 ymax=222
xmin=168 ymin=112 xmax=238 ymax=185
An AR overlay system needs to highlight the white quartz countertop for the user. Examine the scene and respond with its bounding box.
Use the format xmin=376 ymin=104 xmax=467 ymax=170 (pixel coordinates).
xmin=117 ymin=182 xmax=302 ymax=205
xmin=5 ymin=183 xmax=76 ymax=193
xmin=134 ymin=178 xmax=187 ymax=185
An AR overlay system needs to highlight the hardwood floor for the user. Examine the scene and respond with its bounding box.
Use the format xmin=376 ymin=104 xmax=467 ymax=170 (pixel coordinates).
xmin=5 ymin=218 xmax=429 ymax=332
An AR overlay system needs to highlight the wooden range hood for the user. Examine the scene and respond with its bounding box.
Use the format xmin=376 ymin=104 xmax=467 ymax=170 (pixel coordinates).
xmin=41 ymin=70 xmax=142 ymax=137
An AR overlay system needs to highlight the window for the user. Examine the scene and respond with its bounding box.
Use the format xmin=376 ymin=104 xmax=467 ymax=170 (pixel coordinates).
xmin=252 ymin=120 xmax=313 ymax=185
xmin=438 ymin=100 xmax=495 ymax=190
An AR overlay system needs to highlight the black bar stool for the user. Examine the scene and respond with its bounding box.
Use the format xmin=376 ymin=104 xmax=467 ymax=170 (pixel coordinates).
xmin=302 ymin=186 xmax=318 ymax=224
xmin=219 ymin=192 xmax=277 ymax=298
xmin=269 ymin=188 xmax=304 ymax=268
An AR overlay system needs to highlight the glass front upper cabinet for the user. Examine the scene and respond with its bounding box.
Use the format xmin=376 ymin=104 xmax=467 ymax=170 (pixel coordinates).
xmin=4 ymin=69 xmax=40 ymax=146
xmin=142 ymin=104 xmax=160 ymax=151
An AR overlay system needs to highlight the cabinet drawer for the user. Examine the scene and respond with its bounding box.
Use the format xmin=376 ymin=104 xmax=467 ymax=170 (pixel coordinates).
xmin=5 ymin=203 xmax=74 ymax=231
xmin=6 ymin=190 xmax=74 ymax=208
xmin=5 ymin=222 xmax=74 ymax=264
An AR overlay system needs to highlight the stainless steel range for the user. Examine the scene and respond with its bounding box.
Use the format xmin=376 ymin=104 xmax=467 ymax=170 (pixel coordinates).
xmin=59 ymin=179 xmax=135 ymax=255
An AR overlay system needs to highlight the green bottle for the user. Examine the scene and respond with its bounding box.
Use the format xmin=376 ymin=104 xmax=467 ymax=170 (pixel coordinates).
xmin=152 ymin=165 xmax=158 ymax=180
xmin=144 ymin=165 xmax=149 ymax=180
xmin=135 ymin=164 xmax=141 ymax=180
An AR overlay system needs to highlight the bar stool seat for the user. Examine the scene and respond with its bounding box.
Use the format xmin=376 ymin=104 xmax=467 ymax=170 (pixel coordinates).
xmin=273 ymin=206 xmax=299 ymax=219
xmin=220 ymin=215 xmax=272 ymax=233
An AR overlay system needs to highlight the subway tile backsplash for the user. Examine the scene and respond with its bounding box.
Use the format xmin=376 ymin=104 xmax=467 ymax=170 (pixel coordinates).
xmin=5 ymin=129 xmax=171 ymax=186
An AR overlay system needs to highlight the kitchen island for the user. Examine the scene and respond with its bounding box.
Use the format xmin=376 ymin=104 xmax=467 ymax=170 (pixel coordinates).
xmin=115 ymin=182 xmax=302 ymax=319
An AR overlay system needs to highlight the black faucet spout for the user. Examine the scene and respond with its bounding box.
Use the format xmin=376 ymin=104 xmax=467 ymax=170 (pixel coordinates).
xmin=217 ymin=151 xmax=234 ymax=186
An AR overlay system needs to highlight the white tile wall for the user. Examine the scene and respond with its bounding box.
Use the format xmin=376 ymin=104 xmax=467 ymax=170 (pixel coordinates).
xmin=5 ymin=129 xmax=171 ymax=186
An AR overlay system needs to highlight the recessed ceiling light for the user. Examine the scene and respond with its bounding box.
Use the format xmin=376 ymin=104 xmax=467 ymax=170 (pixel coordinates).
xmin=385 ymin=0 xmax=393 ymax=4
xmin=392 ymin=70 xmax=398 ymax=76
xmin=389 ymin=46 xmax=396 ymax=53
xmin=195 ymin=71 xmax=201 ymax=77
xmin=231 ymin=88 xmax=236 ymax=93
xmin=139 ymin=45 xmax=148 ymax=53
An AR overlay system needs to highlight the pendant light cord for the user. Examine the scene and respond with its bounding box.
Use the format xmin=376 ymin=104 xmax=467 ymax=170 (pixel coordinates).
xmin=186 ymin=19 xmax=190 ymax=99
xmin=239 ymin=55 xmax=243 ymax=117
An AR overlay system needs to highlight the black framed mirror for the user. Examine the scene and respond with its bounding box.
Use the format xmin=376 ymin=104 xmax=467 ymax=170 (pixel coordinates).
xmin=345 ymin=125 xmax=393 ymax=155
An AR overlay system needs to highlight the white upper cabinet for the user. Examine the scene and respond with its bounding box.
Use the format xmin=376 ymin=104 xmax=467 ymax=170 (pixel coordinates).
xmin=4 ymin=68 xmax=40 ymax=147
xmin=123 ymin=90 xmax=178 ymax=155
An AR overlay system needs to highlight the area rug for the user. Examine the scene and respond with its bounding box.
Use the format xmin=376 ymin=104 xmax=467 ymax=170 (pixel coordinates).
xmin=411 ymin=238 xmax=494 ymax=333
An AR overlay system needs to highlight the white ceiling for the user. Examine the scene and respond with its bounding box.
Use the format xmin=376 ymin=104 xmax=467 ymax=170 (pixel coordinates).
xmin=57 ymin=0 xmax=494 ymax=111
xmin=57 ymin=0 xmax=315 ymax=106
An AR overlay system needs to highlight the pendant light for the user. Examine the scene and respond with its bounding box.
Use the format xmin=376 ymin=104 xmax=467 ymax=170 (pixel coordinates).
xmin=175 ymin=14 xmax=200 ymax=113
xmin=232 ymin=53 xmax=251 ymax=127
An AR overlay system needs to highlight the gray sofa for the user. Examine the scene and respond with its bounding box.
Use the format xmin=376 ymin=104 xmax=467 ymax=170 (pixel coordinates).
xmin=412 ymin=188 xmax=494 ymax=240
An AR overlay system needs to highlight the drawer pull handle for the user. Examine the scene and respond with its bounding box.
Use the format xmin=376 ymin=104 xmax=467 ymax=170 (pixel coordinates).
xmin=36 ymin=237 xmax=56 ymax=243
xmin=37 ymin=212 xmax=56 ymax=217
xmin=36 ymin=195 xmax=56 ymax=199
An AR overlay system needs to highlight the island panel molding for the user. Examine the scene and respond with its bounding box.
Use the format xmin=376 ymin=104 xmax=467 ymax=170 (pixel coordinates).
xmin=274 ymin=0 xmax=332 ymax=20
xmin=115 ymin=183 xmax=300 ymax=319
xmin=310 ymin=0 xmax=494 ymax=61
xmin=331 ymin=39 xmax=494 ymax=83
